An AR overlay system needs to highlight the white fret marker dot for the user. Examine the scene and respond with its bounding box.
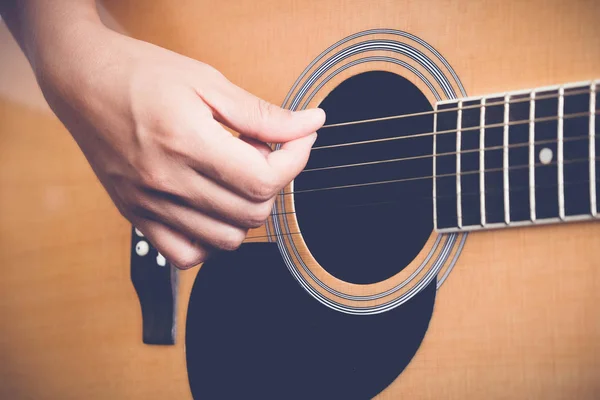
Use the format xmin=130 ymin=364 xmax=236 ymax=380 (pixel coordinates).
xmin=134 ymin=228 xmax=144 ymax=237
xmin=156 ymin=253 xmax=166 ymax=267
xmin=135 ymin=241 xmax=149 ymax=256
xmin=539 ymin=148 xmax=553 ymax=165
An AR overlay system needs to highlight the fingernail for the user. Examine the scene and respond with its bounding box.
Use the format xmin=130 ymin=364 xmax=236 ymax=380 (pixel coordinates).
xmin=309 ymin=132 xmax=318 ymax=146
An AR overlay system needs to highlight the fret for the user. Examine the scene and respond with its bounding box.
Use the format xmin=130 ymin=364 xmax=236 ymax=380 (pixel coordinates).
xmin=595 ymin=81 xmax=600 ymax=216
xmin=563 ymin=85 xmax=590 ymax=217
xmin=529 ymin=91 xmax=536 ymax=221
xmin=456 ymin=101 xmax=463 ymax=228
xmin=557 ymin=86 xmax=565 ymax=219
xmin=508 ymin=93 xmax=530 ymax=222
xmin=591 ymin=82 xmax=597 ymax=216
xmin=503 ymin=95 xmax=510 ymax=224
xmin=434 ymin=103 xmax=459 ymax=229
xmin=434 ymin=79 xmax=600 ymax=233
xmin=460 ymin=99 xmax=482 ymax=227
xmin=534 ymin=89 xmax=560 ymax=219
xmin=479 ymin=98 xmax=486 ymax=226
xmin=483 ymin=97 xmax=505 ymax=224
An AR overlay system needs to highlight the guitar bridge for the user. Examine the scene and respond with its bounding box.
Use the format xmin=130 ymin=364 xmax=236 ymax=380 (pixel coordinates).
xmin=130 ymin=227 xmax=178 ymax=345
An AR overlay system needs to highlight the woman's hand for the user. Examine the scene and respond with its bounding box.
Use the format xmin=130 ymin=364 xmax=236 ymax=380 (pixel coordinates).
xmin=2 ymin=1 xmax=325 ymax=268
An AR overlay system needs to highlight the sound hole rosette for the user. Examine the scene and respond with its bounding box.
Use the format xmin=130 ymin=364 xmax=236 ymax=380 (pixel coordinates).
xmin=271 ymin=29 xmax=468 ymax=315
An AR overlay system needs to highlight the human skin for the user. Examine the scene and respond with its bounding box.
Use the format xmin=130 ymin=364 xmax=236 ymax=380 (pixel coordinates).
xmin=1 ymin=1 xmax=325 ymax=268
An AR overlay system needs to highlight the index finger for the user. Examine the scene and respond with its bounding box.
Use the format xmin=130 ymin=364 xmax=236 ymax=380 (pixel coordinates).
xmin=189 ymin=121 xmax=317 ymax=201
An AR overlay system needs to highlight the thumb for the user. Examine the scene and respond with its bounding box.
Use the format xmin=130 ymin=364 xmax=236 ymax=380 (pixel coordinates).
xmin=266 ymin=132 xmax=318 ymax=187
xmin=203 ymin=74 xmax=326 ymax=142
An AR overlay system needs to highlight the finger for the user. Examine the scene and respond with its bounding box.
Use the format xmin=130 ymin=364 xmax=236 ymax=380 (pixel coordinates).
xmin=140 ymin=170 xmax=275 ymax=229
xmin=200 ymin=74 xmax=326 ymax=142
xmin=239 ymin=135 xmax=273 ymax=158
xmin=135 ymin=197 xmax=248 ymax=252
xmin=132 ymin=218 xmax=211 ymax=269
xmin=265 ymin=132 xmax=317 ymax=185
xmin=169 ymin=90 xmax=317 ymax=201
xmin=197 ymin=130 xmax=317 ymax=201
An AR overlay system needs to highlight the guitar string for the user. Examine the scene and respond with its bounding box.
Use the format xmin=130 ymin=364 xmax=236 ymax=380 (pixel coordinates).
xmin=245 ymin=89 xmax=598 ymax=241
xmin=312 ymin=111 xmax=597 ymax=151
xmin=244 ymin=176 xmax=597 ymax=241
xmin=265 ymin=177 xmax=592 ymax=218
xmin=279 ymin=156 xmax=598 ymax=196
xmin=303 ymin=134 xmax=594 ymax=174
xmin=318 ymin=87 xmax=593 ymax=130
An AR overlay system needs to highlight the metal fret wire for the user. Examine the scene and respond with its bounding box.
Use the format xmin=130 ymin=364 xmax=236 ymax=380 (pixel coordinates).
xmin=433 ymin=102 xmax=439 ymax=231
xmin=503 ymin=94 xmax=511 ymax=224
xmin=479 ymin=98 xmax=487 ymax=225
xmin=590 ymin=83 xmax=597 ymax=216
xmin=456 ymin=100 xmax=463 ymax=228
xmin=529 ymin=91 xmax=537 ymax=221
xmin=558 ymin=87 xmax=566 ymax=219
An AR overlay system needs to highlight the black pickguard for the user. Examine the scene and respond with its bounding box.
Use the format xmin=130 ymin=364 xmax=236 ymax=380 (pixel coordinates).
xmin=185 ymin=243 xmax=436 ymax=399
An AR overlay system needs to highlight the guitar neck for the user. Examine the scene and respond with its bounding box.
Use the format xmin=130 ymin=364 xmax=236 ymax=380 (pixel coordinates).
xmin=434 ymin=80 xmax=599 ymax=232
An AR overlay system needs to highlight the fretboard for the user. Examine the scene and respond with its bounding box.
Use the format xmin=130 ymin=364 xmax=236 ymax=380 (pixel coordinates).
xmin=434 ymin=80 xmax=599 ymax=232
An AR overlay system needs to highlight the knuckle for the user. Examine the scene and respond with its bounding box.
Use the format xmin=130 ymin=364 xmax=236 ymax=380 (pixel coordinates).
xmin=198 ymin=63 xmax=225 ymax=81
xmin=120 ymin=189 xmax=151 ymax=216
xmin=138 ymin=166 xmax=171 ymax=192
xmin=128 ymin=201 xmax=153 ymax=220
xmin=172 ymin=250 xmax=207 ymax=270
xmin=247 ymin=174 xmax=279 ymax=202
xmin=245 ymin=202 xmax=273 ymax=227
xmin=116 ymin=204 xmax=135 ymax=222
xmin=253 ymin=99 xmax=287 ymax=128
xmin=257 ymin=99 xmax=273 ymax=121
xmin=207 ymin=68 xmax=226 ymax=83
xmin=146 ymin=115 xmax=202 ymax=161
xmin=217 ymin=227 xmax=246 ymax=251
xmin=172 ymin=256 xmax=202 ymax=270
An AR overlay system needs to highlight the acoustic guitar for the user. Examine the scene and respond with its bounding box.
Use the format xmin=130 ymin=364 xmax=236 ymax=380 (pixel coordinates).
xmin=1 ymin=0 xmax=599 ymax=399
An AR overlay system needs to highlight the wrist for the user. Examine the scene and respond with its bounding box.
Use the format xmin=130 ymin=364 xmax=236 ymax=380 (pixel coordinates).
xmin=33 ymin=18 xmax=110 ymax=84
xmin=4 ymin=1 xmax=103 ymax=74
xmin=35 ymin=19 xmax=134 ymax=122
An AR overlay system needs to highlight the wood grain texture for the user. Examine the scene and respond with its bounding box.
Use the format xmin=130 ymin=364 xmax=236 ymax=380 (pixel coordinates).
xmin=1 ymin=0 xmax=599 ymax=398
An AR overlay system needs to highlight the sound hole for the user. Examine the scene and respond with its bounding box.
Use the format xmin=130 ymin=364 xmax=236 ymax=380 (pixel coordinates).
xmin=294 ymin=71 xmax=434 ymax=284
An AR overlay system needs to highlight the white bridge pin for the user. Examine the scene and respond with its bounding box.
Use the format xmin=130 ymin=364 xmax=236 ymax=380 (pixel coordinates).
xmin=135 ymin=240 xmax=150 ymax=256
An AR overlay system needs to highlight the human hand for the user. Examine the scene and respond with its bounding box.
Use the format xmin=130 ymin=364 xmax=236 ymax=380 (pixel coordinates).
xmin=34 ymin=22 xmax=325 ymax=269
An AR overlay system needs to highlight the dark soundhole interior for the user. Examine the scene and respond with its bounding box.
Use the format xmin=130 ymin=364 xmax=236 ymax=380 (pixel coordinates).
xmin=295 ymin=71 xmax=434 ymax=284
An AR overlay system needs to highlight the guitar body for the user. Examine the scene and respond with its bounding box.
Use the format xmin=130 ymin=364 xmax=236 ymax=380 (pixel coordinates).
xmin=1 ymin=0 xmax=599 ymax=398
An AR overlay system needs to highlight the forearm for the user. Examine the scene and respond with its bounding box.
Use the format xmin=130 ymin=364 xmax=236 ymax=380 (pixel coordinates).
xmin=1 ymin=0 xmax=138 ymax=125
xmin=2 ymin=1 xmax=103 ymax=70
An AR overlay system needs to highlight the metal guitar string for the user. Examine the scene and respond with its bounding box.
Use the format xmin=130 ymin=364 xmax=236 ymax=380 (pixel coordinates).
xmin=317 ymin=88 xmax=593 ymax=130
xmin=271 ymin=29 xmax=466 ymax=315
xmin=311 ymin=111 xmax=595 ymax=151
xmin=245 ymin=169 xmax=597 ymax=241
xmin=281 ymin=154 xmax=598 ymax=196
xmin=272 ymin=28 xmax=594 ymax=315
xmin=303 ymin=134 xmax=593 ymax=174
xmin=263 ymin=174 xmax=594 ymax=218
